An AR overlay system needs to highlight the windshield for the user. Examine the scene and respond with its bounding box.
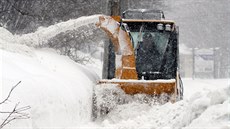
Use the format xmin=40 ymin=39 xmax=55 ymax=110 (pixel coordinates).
xmin=126 ymin=22 xmax=174 ymax=80
xmin=130 ymin=31 xmax=170 ymax=55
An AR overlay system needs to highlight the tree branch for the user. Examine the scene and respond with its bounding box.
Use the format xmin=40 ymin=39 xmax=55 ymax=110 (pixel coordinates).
xmin=5 ymin=0 xmax=36 ymax=17
xmin=0 ymin=103 xmax=31 ymax=128
xmin=0 ymin=81 xmax=31 ymax=128
xmin=0 ymin=81 xmax=21 ymax=105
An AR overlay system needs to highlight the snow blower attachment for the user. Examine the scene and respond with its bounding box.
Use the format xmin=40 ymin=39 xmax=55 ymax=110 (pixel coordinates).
xmin=93 ymin=9 xmax=183 ymax=119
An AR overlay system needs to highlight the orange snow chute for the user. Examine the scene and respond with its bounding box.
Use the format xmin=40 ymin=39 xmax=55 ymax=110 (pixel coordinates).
xmin=111 ymin=16 xmax=121 ymax=22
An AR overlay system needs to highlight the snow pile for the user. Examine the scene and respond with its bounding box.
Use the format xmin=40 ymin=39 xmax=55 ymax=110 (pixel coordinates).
xmin=1 ymin=47 xmax=99 ymax=128
xmin=99 ymin=81 xmax=230 ymax=129
xmin=0 ymin=27 xmax=34 ymax=56
xmin=0 ymin=16 xmax=101 ymax=129
xmin=0 ymin=27 xmax=15 ymax=44
xmin=185 ymin=86 xmax=230 ymax=128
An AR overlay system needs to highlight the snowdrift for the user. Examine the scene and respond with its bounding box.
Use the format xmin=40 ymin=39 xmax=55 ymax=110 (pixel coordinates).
xmin=0 ymin=16 xmax=100 ymax=129
xmin=101 ymin=83 xmax=229 ymax=129
xmin=1 ymin=48 xmax=99 ymax=128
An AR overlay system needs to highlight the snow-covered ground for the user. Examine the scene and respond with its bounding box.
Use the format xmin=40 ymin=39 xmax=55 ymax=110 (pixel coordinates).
xmin=1 ymin=15 xmax=229 ymax=129
xmin=95 ymin=79 xmax=229 ymax=129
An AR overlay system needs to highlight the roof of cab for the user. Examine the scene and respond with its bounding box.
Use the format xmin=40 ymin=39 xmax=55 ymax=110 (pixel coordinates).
xmin=122 ymin=9 xmax=165 ymax=20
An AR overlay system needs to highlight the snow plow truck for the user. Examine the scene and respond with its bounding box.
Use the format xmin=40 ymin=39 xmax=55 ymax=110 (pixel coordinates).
xmin=93 ymin=9 xmax=183 ymax=119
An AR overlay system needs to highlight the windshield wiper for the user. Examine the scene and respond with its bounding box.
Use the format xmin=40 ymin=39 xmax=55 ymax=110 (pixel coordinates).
xmin=135 ymin=24 xmax=144 ymax=52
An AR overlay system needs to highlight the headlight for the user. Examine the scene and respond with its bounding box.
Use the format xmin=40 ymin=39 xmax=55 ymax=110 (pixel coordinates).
xmin=157 ymin=23 xmax=164 ymax=30
xmin=165 ymin=24 xmax=171 ymax=31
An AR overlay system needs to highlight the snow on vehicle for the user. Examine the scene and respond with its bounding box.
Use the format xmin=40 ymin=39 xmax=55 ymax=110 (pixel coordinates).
xmin=93 ymin=9 xmax=183 ymax=119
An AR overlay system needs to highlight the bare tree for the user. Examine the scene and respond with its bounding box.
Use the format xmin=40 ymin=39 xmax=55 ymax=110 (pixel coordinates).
xmin=0 ymin=81 xmax=31 ymax=129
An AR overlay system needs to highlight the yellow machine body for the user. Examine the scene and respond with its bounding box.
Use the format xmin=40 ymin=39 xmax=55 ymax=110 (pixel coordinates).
xmin=96 ymin=15 xmax=178 ymax=97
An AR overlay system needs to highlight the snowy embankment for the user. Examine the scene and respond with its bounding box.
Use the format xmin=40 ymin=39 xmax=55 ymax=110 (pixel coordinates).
xmin=0 ymin=15 xmax=101 ymax=129
xmin=1 ymin=48 xmax=98 ymax=128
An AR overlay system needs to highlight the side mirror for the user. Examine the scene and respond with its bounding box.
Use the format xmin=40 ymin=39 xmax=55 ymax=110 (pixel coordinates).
xmin=121 ymin=23 xmax=130 ymax=32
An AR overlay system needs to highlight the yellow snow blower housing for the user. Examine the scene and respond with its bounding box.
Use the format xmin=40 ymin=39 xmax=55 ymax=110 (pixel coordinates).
xmin=93 ymin=9 xmax=183 ymax=118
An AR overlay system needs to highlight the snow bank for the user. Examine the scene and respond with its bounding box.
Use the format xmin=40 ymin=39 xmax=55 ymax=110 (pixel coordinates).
xmin=0 ymin=27 xmax=35 ymax=57
xmin=184 ymin=86 xmax=230 ymax=129
xmin=0 ymin=27 xmax=15 ymax=44
xmin=98 ymin=80 xmax=230 ymax=129
xmin=0 ymin=16 xmax=101 ymax=128
xmin=1 ymin=48 xmax=99 ymax=129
